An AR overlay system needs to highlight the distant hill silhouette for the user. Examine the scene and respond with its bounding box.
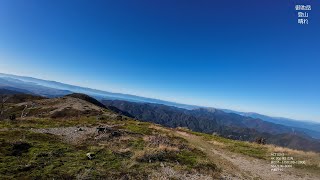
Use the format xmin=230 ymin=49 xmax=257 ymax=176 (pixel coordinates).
xmin=66 ymin=93 xmax=106 ymax=108
xmin=65 ymin=93 xmax=134 ymax=118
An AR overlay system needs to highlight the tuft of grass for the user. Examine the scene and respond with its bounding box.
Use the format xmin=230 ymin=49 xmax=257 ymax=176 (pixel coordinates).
xmin=128 ymin=138 xmax=145 ymax=150
xmin=266 ymin=145 xmax=320 ymax=172
xmin=123 ymin=121 xmax=152 ymax=135
xmin=176 ymin=150 xmax=198 ymax=166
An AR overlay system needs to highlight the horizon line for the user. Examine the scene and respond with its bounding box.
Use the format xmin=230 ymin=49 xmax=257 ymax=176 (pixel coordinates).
xmin=0 ymin=71 xmax=319 ymax=124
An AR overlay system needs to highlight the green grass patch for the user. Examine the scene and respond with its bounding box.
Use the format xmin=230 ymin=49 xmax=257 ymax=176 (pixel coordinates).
xmin=123 ymin=121 xmax=152 ymax=135
xmin=0 ymin=130 xmax=144 ymax=179
xmin=128 ymin=138 xmax=145 ymax=150
xmin=229 ymin=141 xmax=267 ymax=159
xmin=179 ymin=128 xmax=267 ymax=159
xmin=176 ymin=150 xmax=198 ymax=166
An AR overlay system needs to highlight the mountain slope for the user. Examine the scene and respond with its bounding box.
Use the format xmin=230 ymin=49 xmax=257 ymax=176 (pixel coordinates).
xmin=103 ymin=100 xmax=320 ymax=152
xmin=0 ymin=88 xmax=29 ymax=95
xmin=66 ymin=93 xmax=107 ymax=109
xmin=1 ymin=95 xmax=105 ymax=120
xmin=65 ymin=93 xmax=134 ymax=118
xmin=103 ymin=100 xmax=218 ymax=133
xmin=222 ymin=109 xmax=320 ymax=139
xmin=189 ymin=108 xmax=305 ymax=135
xmin=0 ymin=94 xmax=319 ymax=179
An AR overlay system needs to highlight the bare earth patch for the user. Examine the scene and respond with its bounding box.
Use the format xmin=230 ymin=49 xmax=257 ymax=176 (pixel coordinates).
xmin=31 ymin=126 xmax=96 ymax=144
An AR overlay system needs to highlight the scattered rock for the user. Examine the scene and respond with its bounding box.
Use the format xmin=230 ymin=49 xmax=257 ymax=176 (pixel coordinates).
xmin=75 ymin=127 xmax=84 ymax=132
xmin=96 ymin=126 xmax=113 ymax=134
xmin=111 ymin=131 xmax=121 ymax=137
xmin=120 ymin=174 xmax=129 ymax=180
xmin=86 ymin=152 xmax=95 ymax=160
xmin=96 ymin=115 xmax=106 ymax=120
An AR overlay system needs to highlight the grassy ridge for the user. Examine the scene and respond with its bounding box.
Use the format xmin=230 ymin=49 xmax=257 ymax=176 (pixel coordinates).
xmin=0 ymin=118 xmax=220 ymax=179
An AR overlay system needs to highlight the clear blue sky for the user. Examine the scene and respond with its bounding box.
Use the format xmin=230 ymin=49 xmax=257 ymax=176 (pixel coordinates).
xmin=0 ymin=0 xmax=319 ymax=122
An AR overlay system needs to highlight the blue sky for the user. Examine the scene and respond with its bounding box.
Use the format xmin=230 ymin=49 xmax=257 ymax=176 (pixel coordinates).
xmin=0 ymin=0 xmax=320 ymax=122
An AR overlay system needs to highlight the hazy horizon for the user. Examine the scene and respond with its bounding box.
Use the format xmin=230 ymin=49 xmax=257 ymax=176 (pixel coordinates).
xmin=1 ymin=1 xmax=320 ymax=122
xmin=1 ymin=71 xmax=319 ymax=124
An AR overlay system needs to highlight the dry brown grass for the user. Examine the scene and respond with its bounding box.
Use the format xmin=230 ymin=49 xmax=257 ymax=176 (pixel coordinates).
xmin=267 ymin=144 xmax=319 ymax=156
xmin=266 ymin=144 xmax=320 ymax=170
xmin=158 ymin=144 xmax=179 ymax=151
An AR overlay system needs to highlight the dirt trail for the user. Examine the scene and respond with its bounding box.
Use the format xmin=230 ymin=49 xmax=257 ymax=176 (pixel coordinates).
xmin=174 ymin=131 xmax=319 ymax=180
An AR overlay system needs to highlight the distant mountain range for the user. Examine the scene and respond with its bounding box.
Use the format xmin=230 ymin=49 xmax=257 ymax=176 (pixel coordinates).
xmin=0 ymin=75 xmax=71 ymax=97
xmin=222 ymin=109 xmax=320 ymax=139
xmin=0 ymin=72 xmax=319 ymax=141
xmin=0 ymin=73 xmax=198 ymax=109
xmin=102 ymin=100 xmax=320 ymax=152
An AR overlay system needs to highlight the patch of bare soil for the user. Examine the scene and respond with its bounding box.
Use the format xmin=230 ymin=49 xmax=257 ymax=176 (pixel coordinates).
xmin=32 ymin=126 xmax=96 ymax=144
xmin=175 ymin=131 xmax=191 ymax=137
xmin=31 ymin=124 xmax=126 ymax=145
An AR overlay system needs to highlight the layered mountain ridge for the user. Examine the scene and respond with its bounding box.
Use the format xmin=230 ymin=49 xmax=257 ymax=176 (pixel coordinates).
xmin=103 ymin=100 xmax=320 ymax=152
xmin=1 ymin=73 xmax=320 ymax=152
